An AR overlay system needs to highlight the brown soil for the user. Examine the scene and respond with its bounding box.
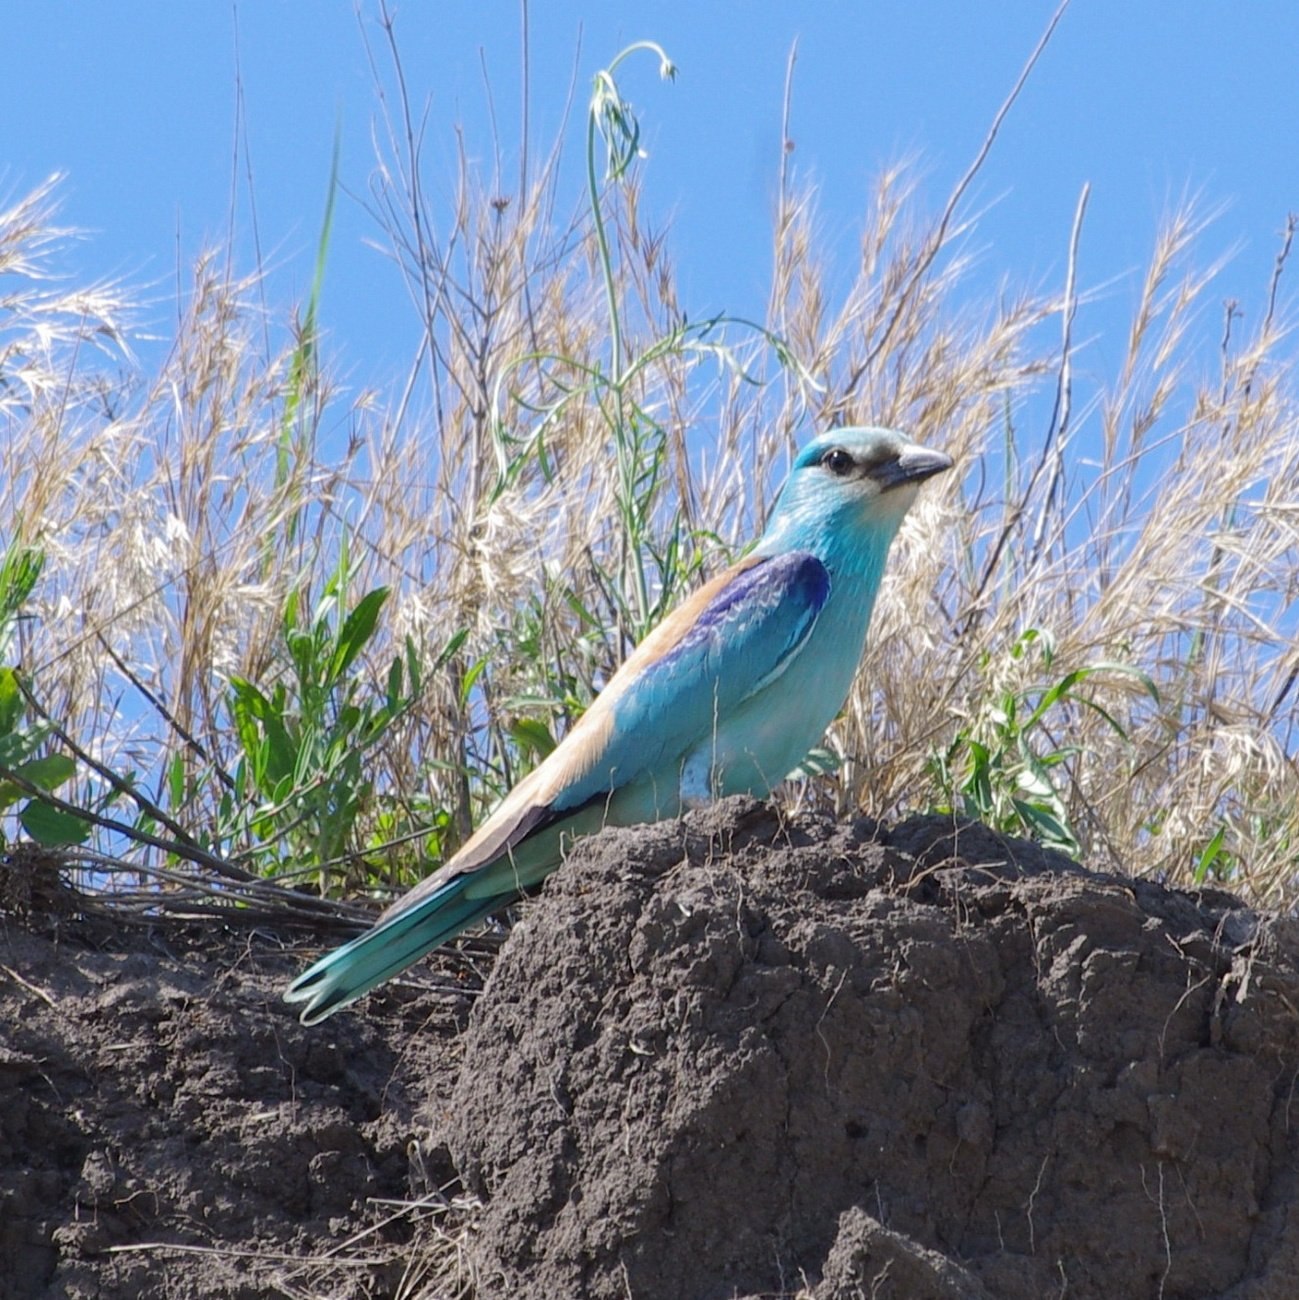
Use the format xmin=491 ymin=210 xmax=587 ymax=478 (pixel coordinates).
xmin=0 ymin=857 xmax=472 ymax=1300
xmin=4 ymin=801 xmax=1299 ymax=1299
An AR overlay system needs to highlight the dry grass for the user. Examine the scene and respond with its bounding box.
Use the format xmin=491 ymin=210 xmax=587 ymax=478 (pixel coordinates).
xmin=1 ymin=20 xmax=1297 ymax=923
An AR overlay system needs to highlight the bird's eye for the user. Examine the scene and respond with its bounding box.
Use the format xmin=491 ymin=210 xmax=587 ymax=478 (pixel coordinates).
xmin=822 ymin=448 xmax=855 ymax=476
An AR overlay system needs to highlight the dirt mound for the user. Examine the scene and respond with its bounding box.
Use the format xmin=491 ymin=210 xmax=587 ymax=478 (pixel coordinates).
xmin=0 ymin=878 xmax=473 ymax=1300
xmin=443 ymin=800 xmax=1299 ymax=1300
xmin=4 ymin=802 xmax=1299 ymax=1299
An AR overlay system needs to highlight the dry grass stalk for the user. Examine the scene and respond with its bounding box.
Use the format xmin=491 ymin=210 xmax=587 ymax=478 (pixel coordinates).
xmin=0 ymin=25 xmax=1296 ymax=918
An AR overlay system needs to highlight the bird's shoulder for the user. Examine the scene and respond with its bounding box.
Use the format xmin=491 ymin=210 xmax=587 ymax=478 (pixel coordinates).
xmin=623 ymin=549 xmax=830 ymax=678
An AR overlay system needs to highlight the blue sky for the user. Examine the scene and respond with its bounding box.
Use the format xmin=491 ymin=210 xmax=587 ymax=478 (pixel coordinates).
xmin=8 ymin=2 xmax=1299 ymax=413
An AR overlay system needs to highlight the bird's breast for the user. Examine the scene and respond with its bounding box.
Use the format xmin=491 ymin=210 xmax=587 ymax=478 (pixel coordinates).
xmin=689 ymin=593 xmax=876 ymax=801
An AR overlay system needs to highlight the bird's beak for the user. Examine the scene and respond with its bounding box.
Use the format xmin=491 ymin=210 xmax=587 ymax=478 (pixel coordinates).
xmin=869 ymin=444 xmax=953 ymax=492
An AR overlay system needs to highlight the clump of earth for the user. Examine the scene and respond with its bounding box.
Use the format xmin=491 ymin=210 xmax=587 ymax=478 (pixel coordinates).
xmin=4 ymin=800 xmax=1298 ymax=1299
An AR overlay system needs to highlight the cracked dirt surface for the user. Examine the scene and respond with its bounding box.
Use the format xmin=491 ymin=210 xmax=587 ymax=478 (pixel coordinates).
xmin=444 ymin=801 xmax=1299 ymax=1300
xmin=5 ymin=801 xmax=1299 ymax=1299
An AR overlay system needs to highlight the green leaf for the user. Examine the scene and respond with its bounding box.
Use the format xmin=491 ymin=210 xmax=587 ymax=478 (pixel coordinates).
xmin=962 ymin=743 xmax=994 ymax=815
xmin=0 ymin=543 xmax=44 ymax=625
xmin=333 ymin=703 xmax=363 ymax=741
xmin=1014 ymin=765 xmax=1056 ymax=799
xmin=20 ymin=800 xmax=91 ymax=846
xmin=1026 ymin=660 xmax=1159 ymax=733
xmin=0 ymin=753 xmax=76 ymax=810
xmin=1025 ymin=667 xmax=1091 ymax=728
xmin=459 ymin=656 xmax=489 ymax=708
xmin=406 ymin=634 xmax=427 ymax=693
xmin=1013 ymin=799 xmax=1078 ymax=856
xmin=283 ymin=585 xmax=303 ymax=635
xmin=168 ymin=752 xmax=186 ymax=810
xmin=0 ymin=729 xmax=36 ymax=769
xmin=386 ymin=655 xmax=404 ymax=712
xmin=1068 ymin=695 xmax=1128 ymax=739
xmin=508 ymin=717 xmax=558 ymax=762
xmin=228 ymin=677 xmax=296 ymax=789
xmin=329 ymin=586 xmax=390 ymax=682
xmin=1091 ymin=660 xmax=1160 ymax=703
xmin=0 ymin=668 xmax=22 ymax=736
xmin=1193 ymin=825 xmax=1228 ymax=884
xmin=229 ymin=675 xmax=271 ymax=714
xmin=563 ymin=589 xmax=601 ymax=630
xmin=15 ymin=753 xmax=76 ymax=791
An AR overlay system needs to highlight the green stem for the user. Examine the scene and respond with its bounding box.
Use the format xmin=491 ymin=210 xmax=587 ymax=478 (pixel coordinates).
xmin=585 ymin=42 xmax=675 ymax=633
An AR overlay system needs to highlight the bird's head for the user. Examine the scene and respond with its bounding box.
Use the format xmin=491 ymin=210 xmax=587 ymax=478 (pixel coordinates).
xmin=758 ymin=427 xmax=952 ymax=560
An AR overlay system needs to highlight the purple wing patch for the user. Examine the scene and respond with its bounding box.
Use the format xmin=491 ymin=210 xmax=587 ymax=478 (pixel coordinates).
xmin=652 ymin=551 xmax=830 ymax=676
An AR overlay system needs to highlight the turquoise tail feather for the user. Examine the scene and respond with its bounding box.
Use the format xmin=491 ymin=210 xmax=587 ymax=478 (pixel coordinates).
xmin=283 ymin=785 xmax=661 ymax=1024
xmin=284 ymin=877 xmax=502 ymax=1025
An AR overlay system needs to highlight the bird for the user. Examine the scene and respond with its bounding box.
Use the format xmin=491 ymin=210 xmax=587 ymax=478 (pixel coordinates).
xmin=285 ymin=426 xmax=951 ymax=1023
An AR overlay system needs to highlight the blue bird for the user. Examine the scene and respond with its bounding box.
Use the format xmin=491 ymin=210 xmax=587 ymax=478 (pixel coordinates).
xmin=286 ymin=427 xmax=951 ymax=1023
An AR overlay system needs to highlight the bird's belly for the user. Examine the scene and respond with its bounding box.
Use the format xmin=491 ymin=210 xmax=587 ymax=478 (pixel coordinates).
xmin=683 ymin=640 xmax=862 ymax=802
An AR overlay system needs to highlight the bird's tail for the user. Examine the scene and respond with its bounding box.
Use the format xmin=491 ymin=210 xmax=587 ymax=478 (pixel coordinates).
xmin=283 ymin=876 xmax=500 ymax=1024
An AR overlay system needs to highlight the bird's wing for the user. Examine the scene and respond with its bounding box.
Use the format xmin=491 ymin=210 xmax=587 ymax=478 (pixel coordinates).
xmin=579 ymin=549 xmax=832 ymax=801
xmin=379 ymin=550 xmax=829 ymax=918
